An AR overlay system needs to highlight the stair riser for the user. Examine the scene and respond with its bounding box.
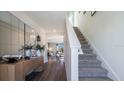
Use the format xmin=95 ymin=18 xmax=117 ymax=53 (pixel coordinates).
xmin=79 ymin=55 xmax=97 ymax=60
xmin=79 ymin=38 xmax=86 ymax=41
xmin=80 ymin=41 xmax=88 ymax=45
xmin=76 ymin=34 xmax=82 ymax=36
xmin=83 ymin=50 xmax=93 ymax=54
xmin=79 ymin=38 xmax=86 ymax=40
xmin=79 ymin=39 xmax=86 ymax=42
xmin=75 ymin=32 xmax=81 ymax=34
xmin=79 ymin=72 xmax=107 ymax=77
xmin=77 ymin=35 xmax=83 ymax=38
xmin=79 ymin=64 xmax=101 ymax=67
xmin=80 ymin=41 xmax=87 ymax=44
xmin=79 ymin=61 xmax=101 ymax=67
xmin=79 ymin=60 xmax=101 ymax=64
xmin=79 ymin=57 xmax=96 ymax=60
xmin=77 ymin=32 xmax=83 ymax=34
xmin=74 ymin=28 xmax=80 ymax=31
xmin=81 ymin=45 xmax=90 ymax=49
xmin=79 ymin=77 xmax=112 ymax=81
xmin=76 ymin=33 xmax=82 ymax=35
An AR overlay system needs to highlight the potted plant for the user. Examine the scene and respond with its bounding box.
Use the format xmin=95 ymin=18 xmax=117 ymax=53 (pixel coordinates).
xmin=21 ymin=44 xmax=34 ymax=58
xmin=35 ymin=44 xmax=45 ymax=57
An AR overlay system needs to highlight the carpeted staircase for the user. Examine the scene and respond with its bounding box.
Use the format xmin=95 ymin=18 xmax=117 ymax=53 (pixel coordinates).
xmin=73 ymin=27 xmax=112 ymax=81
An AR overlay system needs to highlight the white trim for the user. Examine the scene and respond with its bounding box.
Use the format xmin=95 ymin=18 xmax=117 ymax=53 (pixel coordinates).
xmin=65 ymin=18 xmax=82 ymax=81
xmin=66 ymin=18 xmax=81 ymax=48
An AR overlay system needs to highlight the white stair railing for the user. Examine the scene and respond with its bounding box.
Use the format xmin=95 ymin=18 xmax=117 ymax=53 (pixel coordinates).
xmin=64 ymin=18 xmax=82 ymax=81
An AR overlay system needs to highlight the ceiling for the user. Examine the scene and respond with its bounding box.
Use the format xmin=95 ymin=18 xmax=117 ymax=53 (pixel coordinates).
xmin=23 ymin=11 xmax=67 ymax=35
xmin=10 ymin=11 xmax=67 ymax=43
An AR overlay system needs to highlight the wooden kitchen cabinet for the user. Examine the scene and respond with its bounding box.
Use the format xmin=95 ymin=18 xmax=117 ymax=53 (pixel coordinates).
xmin=0 ymin=61 xmax=24 ymax=81
xmin=0 ymin=57 xmax=43 ymax=81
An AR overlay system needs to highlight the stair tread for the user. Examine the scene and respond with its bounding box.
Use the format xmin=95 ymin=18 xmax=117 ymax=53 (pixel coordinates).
xmin=79 ymin=39 xmax=87 ymax=40
xmin=80 ymin=41 xmax=88 ymax=43
xmin=79 ymin=54 xmax=96 ymax=56
xmin=81 ymin=43 xmax=90 ymax=46
xmin=79 ymin=54 xmax=97 ymax=60
xmin=79 ymin=67 xmax=107 ymax=72
xmin=79 ymin=59 xmax=101 ymax=63
xmin=79 ymin=60 xmax=101 ymax=67
xmin=79 ymin=67 xmax=108 ymax=77
xmin=82 ymin=49 xmax=93 ymax=54
xmin=73 ymin=27 xmax=79 ymax=29
xmin=79 ymin=39 xmax=86 ymax=42
xmin=81 ymin=45 xmax=90 ymax=47
xmin=81 ymin=46 xmax=90 ymax=48
xmin=81 ymin=46 xmax=91 ymax=48
xmin=82 ymin=48 xmax=92 ymax=50
xmin=79 ymin=77 xmax=113 ymax=81
xmin=79 ymin=53 xmax=95 ymax=55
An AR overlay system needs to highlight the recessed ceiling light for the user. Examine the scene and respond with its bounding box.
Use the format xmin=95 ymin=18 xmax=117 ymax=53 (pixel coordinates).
xmin=53 ymin=29 xmax=56 ymax=32
xmin=31 ymin=30 xmax=34 ymax=33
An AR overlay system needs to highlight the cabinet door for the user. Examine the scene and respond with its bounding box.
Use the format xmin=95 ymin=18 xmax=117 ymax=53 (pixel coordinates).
xmin=0 ymin=65 xmax=15 ymax=81
xmin=0 ymin=11 xmax=11 ymax=25
xmin=0 ymin=65 xmax=8 ymax=80
xmin=18 ymin=21 xmax=24 ymax=50
xmin=15 ymin=62 xmax=24 ymax=81
xmin=7 ymin=65 xmax=15 ymax=81
xmin=11 ymin=15 xmax=19 ymax=54
xmin=0 ymin=12 xmax=11 ymax=55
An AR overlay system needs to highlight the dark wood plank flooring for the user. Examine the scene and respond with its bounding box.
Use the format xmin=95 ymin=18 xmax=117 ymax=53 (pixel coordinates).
xmin=30 ymin=57 xmax=67 ymax=81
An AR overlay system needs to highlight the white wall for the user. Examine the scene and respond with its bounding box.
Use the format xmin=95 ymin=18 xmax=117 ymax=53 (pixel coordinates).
xmin=74 ymin=11 xmax=124 ymax=80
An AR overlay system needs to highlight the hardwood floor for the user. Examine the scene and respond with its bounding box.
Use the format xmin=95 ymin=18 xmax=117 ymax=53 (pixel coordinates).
xmin=30 ymin=56 xmax=67 ymax=81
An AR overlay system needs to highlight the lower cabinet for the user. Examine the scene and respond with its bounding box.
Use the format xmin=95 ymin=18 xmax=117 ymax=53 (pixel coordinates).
xmin=0 ymin=57 xmax=43 ymax=81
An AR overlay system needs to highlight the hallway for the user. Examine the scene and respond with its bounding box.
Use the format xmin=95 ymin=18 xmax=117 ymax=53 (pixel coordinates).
xmin=30 ymin=57 xmax=67 ymax=81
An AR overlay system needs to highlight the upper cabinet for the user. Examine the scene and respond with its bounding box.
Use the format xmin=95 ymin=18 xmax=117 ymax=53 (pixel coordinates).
xmin=0 ymin=12 xmax=25 ymax=55
xmin=0 ymin=11 xmax=36 ymax=56
xmin=0 ymin=12 xmax=11 ymax=25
